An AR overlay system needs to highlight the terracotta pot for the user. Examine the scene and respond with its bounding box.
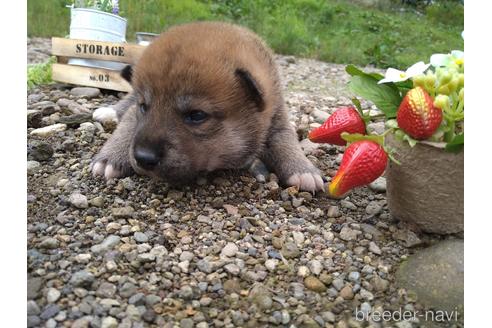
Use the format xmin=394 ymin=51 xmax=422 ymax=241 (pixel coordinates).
xmin=385 ymin=133 xmax=463 ymax=234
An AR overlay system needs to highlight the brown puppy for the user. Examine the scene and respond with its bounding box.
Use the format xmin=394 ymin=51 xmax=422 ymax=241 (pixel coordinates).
xmin=92 ymin=22 xmax=324 ymax=192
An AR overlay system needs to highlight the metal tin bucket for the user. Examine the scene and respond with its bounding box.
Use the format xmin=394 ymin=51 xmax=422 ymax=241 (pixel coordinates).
xmin=136 ymin=32 xmax=159 ymax=46
xmin=68 ymin=8 xmax=127 ymax=70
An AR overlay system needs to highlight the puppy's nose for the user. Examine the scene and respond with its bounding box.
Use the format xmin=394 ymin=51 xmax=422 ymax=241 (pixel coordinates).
xmin=134 ymin=147 xmax=160 ymax=170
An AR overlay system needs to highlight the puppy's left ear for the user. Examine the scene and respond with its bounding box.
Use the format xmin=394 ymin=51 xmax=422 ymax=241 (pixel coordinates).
xmin=121 ymin=65 xmax=133 ymax=83
xmin=235 ymin=68 xmax=265 ymax=111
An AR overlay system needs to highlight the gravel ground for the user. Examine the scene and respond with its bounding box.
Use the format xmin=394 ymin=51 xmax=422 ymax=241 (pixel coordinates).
xmin=27 ymin=38 xmax=456 ymax=328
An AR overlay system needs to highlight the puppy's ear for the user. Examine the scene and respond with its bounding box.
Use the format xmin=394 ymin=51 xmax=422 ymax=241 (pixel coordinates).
xmin=121 ymin=65 xmax=133 ymax=83
xmin=235 ymin=68 xmax=264 ymax=111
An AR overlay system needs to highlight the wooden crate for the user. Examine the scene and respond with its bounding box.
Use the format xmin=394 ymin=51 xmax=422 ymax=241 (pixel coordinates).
xmin=51 ymin=37 xmax=146 ymax=92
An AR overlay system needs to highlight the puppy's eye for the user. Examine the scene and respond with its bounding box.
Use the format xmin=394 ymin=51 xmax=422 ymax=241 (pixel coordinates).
xmin=184 ymin=110 xmax=209 ymax=124
xmin=139 ymin=103 xmax=147 ymax=114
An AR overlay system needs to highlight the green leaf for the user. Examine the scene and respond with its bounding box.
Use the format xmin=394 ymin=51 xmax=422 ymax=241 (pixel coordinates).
xmin=345 ymin=64 xmax=384 ymax=81
xmin=351 ymin=97 xmax=362 ymax=113
xmin=341 ymin=132 xmax=384 ymax=146
xmin=348 ymin=75 xmax=402 ymax=119
xmin=445 ymin=133 xmax=464 ymax=152
xmin=394 ymin=129 xmax=418 ymax=147
xmin=385 ymin=119 xmax=398 ymax=129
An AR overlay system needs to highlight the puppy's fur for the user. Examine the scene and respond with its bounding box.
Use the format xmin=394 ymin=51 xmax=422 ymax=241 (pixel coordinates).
xmin=92 ymin=22 xmax=324 ymax=191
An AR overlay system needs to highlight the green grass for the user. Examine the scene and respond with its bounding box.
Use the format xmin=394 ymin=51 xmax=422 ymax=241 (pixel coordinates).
xmin=27 ymin=0 xmax=463 ymax=69
xmin=27 ymin=57 xmax=55 ymax=89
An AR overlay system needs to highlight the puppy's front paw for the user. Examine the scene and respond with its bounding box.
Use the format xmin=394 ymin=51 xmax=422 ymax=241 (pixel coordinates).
xmin=93 ymin=107 xmax=118 ymax=125
xmin=91 ymin=149 xmax=134 ymax=180
xmin=287 ymin=171 xmax=325 ymax=193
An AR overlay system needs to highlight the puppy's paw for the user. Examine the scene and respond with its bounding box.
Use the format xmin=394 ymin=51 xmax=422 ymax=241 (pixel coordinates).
xmin=91 ymin=149 xmax=133 ymax=180
xmin=93 ymin=107 xmax=118 ymax=125
xmin=286 ymin=171 xmax=325 ymax=193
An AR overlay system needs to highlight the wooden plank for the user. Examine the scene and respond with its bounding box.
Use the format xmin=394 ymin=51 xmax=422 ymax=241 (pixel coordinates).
xmin=51 ymin=37 xmax=145 ymax=64
xmin=52 ymin=63 xmax=132 ymax=92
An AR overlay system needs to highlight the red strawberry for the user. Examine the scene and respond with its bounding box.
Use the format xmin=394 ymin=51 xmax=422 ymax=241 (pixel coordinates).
xmin=308 ymin=107 xmax=366 ymax=145
xmin=328 ymin=140 xmax=387 ymax=197
xmin=397 ymin=87 xmax=443 ymax=140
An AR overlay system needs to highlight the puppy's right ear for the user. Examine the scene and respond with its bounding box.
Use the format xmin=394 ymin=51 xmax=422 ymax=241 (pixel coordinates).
xmin=121 ymin=65 xmax=133 ymax=83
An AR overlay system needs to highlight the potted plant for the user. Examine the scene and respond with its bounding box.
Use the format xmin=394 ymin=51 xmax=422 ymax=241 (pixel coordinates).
xmin=67 ymin=0 xmax=128 ymax=70
xmin=309 ymin=44 xmax=464 ymax=234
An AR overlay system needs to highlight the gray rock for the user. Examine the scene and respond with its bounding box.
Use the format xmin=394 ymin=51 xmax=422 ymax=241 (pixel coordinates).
xmin=180 ymin=318 xmax=194 ymax=328
xmin=348 ymin=271 xmax=360 ymax=282
xmin=282 ymin=242 xmax=300 ymax=259
xmin=332 ymin=278 xmax=344 ymax=291
xmin=57 ymin=113 xmax=92 ymax=127
xmin=396 ymin=239 xmax=464 ymax=317
xmin=91 ymin=235 xmax=120 ymax=254
xmin=360 ymin=224 xmax=383 ymax=240
xmin=27 ymin=300 xmax=40 ymax=315
xmin=340 ymin=200 xmax=357 ymax=210
xmin=27 ymin=161 xmax=41 ymax=174
xmin=221 ymin=242 xmax=239 ymax=257
xmin=38 ymin=237 xmax=59 ymax=249
xmin=321 ymin=311 xmax=336 ymax=323
xmin=28 ymin=93 xmax=44 ymax=104
xmin=119 ymin=282 xmax=137 ymax=298
xmin=27 ymin=110 xmax=43 ymax=128
xmin=40 ymin=304 xmax=60 ymax=320
xmin=369 ymin=177 xmax=387 ymax=193
xmin=89 ymin=196 xmax=104 ymax=207
xmin=33 ymin=101 xmax=58 ymax=115
xmin=97 ymin=282 xmax=117 ymax=298
xmin=292 ymin=231 xmax=305 ymax=246
xmin=128 ymin=292 xmax=146 ymax=305
xmin=359 ymin=288 xmax=374 ymax=301
xmin=145 ymin=294 xmax=161 ymax=307
xmin=365 ymin=201 xmax=382 ymax=216
xmin=224 ymin=263 xmax=240 ymax=275
xmin=179 ymin=285 xmax=194 ymax=300
xmin=27 ymin=315 xmax=41 ymax=327
xmin=137 ymin=253 xmax=156 ymax=263
xmin=368 ymin=241 xmax=382 ymax=255
xmin=72 ymin=316 xmax=91 ymax=328
xmin=371 ymin=275 xmax=389 ymax=292
xmin=167 ymin=189 xmax=184 ymax=200
xmin=359 ymin=302 xmax=372 ymax=316
xmin=69 ymin=193 xmax=88 ymax=209
xmin=70 ymin=270 xmax=95 ymax=288
xmin=28 ymin=141 xmax=54 ymax=161
xmin=70 ymin=87 xmax=101 ymax=98
xmin=46 ymin=318 xmax=57 ymax=328
xmin=27 ymin=277 xmax=43 ymax=300
xmin=311 ymin=109 xmax=329 ymax=123
xmin=308 ymin=260 xmax=323 ymax=275
xmin=46 ymin=288 xmax=61 ymax=303
xmin=179 ymin=251 xmax=194 ymax=262
xmin=112 ymin=206 xmax=134 ymax=218
xmin=339 ymin=226 xmax=359 ymax=241
xmin=327 ymin=205 xmax=341 ymax=218
xmin=290 ymin=282 xmax=305 ymax=299
xmin=393 ymin=229 xmax=422 ymax=248
xmin=197 ymin=259 xmax=212 ymax=273
xmin=133 ymin=232 xmax=149 ymax=243
xmin=249 ymin=284 xmax=273 ymax=310
xmin=367 ymin=121 xmax=385 ymax=135
xmin=101 ymin=316 xmax=118 ymax=328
